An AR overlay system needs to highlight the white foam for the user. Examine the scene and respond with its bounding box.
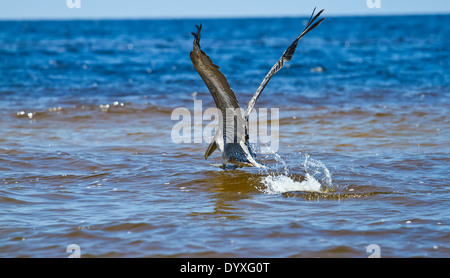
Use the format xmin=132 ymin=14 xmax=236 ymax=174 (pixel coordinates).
xmin=260 ymin=173 xmax=323 ymax=194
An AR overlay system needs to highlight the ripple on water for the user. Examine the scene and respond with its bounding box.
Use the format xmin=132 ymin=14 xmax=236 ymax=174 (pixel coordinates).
xmin=282 ymin=190 xmax=393 ymax=200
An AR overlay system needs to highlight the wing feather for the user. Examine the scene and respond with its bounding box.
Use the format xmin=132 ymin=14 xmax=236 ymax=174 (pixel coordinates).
xmin=244 ymin=8 xmax=325 ymax=120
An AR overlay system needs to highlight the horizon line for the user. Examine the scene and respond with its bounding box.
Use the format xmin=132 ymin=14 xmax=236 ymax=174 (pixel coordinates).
xmin=1 ymin=11 xmax=449 ymax=21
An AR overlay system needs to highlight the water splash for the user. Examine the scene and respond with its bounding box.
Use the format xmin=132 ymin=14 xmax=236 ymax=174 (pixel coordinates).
xmin=260 ymin=173 xmax=322 ymax=194
xmin=303 ymin=153 xmax=333 ymax=190
xmin=257 ymin=150 xmax=333 ymax=194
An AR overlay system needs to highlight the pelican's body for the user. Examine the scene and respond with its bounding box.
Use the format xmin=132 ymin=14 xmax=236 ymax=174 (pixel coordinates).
xmin=190 ymin=8 xmax=325 ymax=169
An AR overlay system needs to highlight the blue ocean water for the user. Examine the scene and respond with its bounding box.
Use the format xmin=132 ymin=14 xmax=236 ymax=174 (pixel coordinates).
xmin=0 ymin=14 xmax=449 ymax=257
xmin=1 ymin=15 xmax=448 ymax=108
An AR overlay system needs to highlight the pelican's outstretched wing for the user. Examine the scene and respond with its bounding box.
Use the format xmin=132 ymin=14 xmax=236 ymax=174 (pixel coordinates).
xmin=190 ymin=25 xmax=245 ymax=159
xmin=190 ymin=24 xmax=240 ymax=112
xmin=244 ymin=8 xmax=325 ymax=120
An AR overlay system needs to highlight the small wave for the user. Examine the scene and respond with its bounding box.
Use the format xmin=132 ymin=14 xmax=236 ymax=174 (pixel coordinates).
xmin=13 ymin=101 xmax=174 ymax=122
xmin=282 ymin=190 xmax=393 ymax=200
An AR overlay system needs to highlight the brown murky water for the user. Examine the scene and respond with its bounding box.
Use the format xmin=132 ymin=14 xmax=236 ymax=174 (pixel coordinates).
xmin=1 ymin=97 xmax=448 ymax=257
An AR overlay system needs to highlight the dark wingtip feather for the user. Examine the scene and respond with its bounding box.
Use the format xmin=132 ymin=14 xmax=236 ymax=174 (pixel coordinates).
xmin=191 ymin=24 xmax=202 ymax=51
xmin=301 ymin=8 xmax=325 ymax=37
xmin=281 ymin=8 xmax=325 ymax=62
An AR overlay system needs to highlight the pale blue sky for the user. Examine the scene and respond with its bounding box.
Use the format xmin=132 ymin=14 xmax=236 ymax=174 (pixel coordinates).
xmin=0 ymin=0 xmax=449 ymax=19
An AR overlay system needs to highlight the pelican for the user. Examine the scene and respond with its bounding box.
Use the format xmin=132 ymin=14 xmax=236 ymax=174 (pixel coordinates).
xmin=190 ymin=8 xmax=325 ymax=169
